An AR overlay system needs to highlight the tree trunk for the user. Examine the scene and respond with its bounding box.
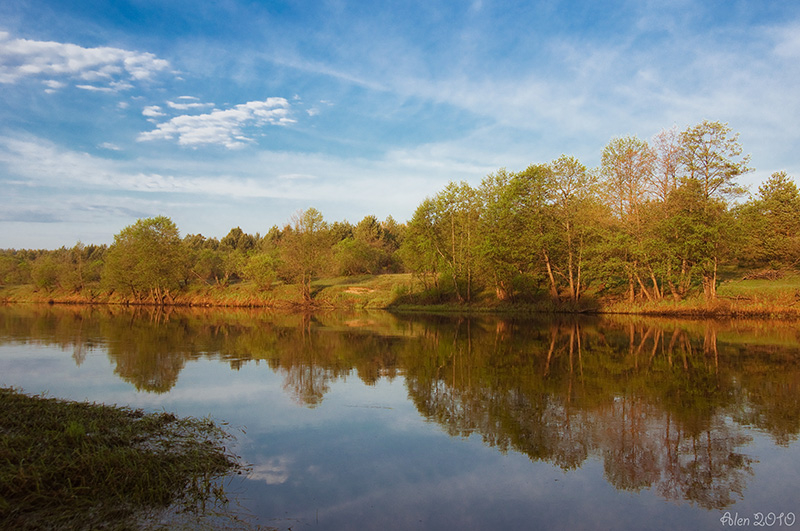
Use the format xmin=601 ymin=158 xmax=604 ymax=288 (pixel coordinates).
xmin=543 ymin=249 xmax=559 ymax=299
xmin=635 ymin=272 xmax=653 ymax=301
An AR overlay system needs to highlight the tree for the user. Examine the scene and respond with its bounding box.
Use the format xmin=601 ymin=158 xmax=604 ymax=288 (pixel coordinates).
xmin=103 ymin=216 xmax=185 ymax=304
xmin=600 ymin=136 xmax=660 ymax=301
xmin=680 ymin=120 xmax=751 ymax=201
xmin=478 ymin=165 xmax=551 ymax=300
xmin=400 ymin=199 xmax=443 ymax=293
xmin=658 ymin=180 xmax=730 ymax=301
xmin=332 ymin=215 xmax=393 ymax=275
xmin=652 ymin=126 xmax=682 ymax=203
xmin=737 ymin=171 xmax=800 ymax=267
xmin=679 ymin=121 xmax=751 ymax=300
xmin=546 ymin=155 xmax=600 ymax=303
xmin=242 ymin=252 xmax=278 ymax=291
xmin=279 ymin=208 xmax=332 ymax=302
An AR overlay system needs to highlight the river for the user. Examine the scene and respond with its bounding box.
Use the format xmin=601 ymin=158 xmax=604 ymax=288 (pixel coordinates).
xmin=1 ymin=305 xmax=798 ymax=530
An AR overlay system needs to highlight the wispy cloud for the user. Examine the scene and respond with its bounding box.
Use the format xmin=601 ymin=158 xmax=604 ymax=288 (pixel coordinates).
xmin=142 ymin=105 xmax=166 ymax=118
xmin=138 ymin=98 xmax=296 ymax=148
xmin=0 ymin=30 xmax=169 ymax=91
xmin=166 ymin=100 xmax=214 ymax=111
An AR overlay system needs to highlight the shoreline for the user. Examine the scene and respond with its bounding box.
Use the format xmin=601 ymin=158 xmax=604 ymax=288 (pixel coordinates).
xmin=3 ymin=287 xmax=799 ymax=320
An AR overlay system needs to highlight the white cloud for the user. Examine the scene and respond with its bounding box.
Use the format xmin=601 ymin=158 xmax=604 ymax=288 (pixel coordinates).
xmin=139 ymin=98 xmax=296 ymax=148
xmin=42 ymin=79 xmax=65 ymax=91
xmin=142 ymin=105 xmax=166 ymax=117
xmin=76 ymin=84 xmax=116 ymax=93
xmin=98 ymin=142 xmax=121 ymax=151
xmin=0 ymin=31 xmax=169 ymax=91
xmin=166 ymin=100 xmax=214 ymax=110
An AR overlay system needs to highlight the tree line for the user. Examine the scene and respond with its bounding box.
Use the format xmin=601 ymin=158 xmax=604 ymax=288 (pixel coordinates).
xmin=402 ymin=120 xmax=799 ymax=304
xmin=1 ymin=120 xmax=798 ymax=305
xmin=0 ymin=212 xmax=405 ymax=304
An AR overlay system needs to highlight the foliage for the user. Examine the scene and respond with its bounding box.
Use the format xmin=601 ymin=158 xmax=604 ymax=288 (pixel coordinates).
xmin=103 ymin=216 xmax=185 ymax=303
xmin=278 ymin=208 xmax=333 ymax=301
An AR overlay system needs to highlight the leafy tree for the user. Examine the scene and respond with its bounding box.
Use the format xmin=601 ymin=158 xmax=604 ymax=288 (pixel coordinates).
xmin=600 ymin=136 xmax=660 ymax=301
xmin=220 ymin=227 xmax=256 ymax=252
xmin=279 ymin=208 xmax=332 ymax=302
xmin=546 ymin=155 xmax=600 ymax=302
xmin=737 ymin=171 xmax=800 ymax=267
xmin=657 ymin=180 xmax=730 ymax=300
xmin=30 ymin=252 xmax=61 ymax=291
xmin=103 ymin=216 xmax=185 ymax=304
xmin=679 ymin=121 xmax=751 ymax=300
xmin=242 ymin=252 xmax=278 ymax=291
xmin=400 ymin=199 xmax=443 ymax=293
xmin=478 ymin=166 xmax=550 ymax=300
xmin=680 ymin=120 xmax=751 ymax=200
xmin=333 ymin=215 xmax=393 ymax=275
xmin=0 ymin=253 xmax=31 ymax=286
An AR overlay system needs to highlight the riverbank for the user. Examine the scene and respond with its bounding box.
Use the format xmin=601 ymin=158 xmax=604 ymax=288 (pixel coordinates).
xmin=0 ymin=387 xmax=245 ymax=530
xmin=2 ymin=271 xmax=799 ymax=318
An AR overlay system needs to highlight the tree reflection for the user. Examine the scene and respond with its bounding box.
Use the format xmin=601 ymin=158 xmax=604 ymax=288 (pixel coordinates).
xmin=400 ymin=316 xmax=764 ymax=509
xmin=1 ymin=305 xmax=798 ymax=508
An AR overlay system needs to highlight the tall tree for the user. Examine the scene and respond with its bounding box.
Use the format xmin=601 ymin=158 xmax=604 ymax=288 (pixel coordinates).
xmin=102 ymin=216 xmax=184 ymax=304
xmin=279 ymin=208 xmax=332 ymax=302
xmin=546 ymin=155 xmax=599 ymax=303
xmin=600 ymin=136 xmax=660 ymax=301
xmin=680 ymin=120 xmax=751 ymax=201
xmin=478 ymin=165 xmax=552 ymax=300
xmin=679 ymin=121 xmax=751 ymax=300
xmin=652 ymin=126 xmax=682 ymax=203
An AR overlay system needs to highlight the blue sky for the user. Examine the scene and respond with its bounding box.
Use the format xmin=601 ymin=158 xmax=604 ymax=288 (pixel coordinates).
xmin=1 ymin=0 xmax=799 ymax=249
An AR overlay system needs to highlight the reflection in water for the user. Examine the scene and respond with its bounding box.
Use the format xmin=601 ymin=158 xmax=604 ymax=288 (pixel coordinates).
xmin=1 ymin=305 xmax=799 ymax=510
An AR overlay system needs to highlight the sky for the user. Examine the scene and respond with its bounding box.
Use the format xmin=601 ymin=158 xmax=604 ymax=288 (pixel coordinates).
xmin=1 ymin=0 xmax=799 ymax=249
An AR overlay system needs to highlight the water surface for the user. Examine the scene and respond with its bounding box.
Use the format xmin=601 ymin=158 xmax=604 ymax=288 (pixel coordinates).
xmin=1 ymin=305 xmax=799 ymax=530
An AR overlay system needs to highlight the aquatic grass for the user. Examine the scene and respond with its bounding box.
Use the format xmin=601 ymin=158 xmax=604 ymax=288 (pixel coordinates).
xmin=0 ymin=387 xmax=245 ymax=530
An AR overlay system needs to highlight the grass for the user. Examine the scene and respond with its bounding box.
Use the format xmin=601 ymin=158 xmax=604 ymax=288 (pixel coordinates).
xmin=3 ymin=270 xmax=800 ymax=318
xmin=0 ymin=387 xmax=246 ymax=530
xmin=600 ymin=272 xmax=800 ymax=318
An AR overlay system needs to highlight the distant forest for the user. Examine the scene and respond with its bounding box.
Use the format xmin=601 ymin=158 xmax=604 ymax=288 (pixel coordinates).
xmin=1 ymin=120 xmax=798 ymax=305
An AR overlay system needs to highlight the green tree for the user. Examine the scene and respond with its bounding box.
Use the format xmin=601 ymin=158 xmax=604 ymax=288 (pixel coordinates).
xmin=546 ymin=155 xmax=600 ymax=303
xmin=242 ymin=252 xmax=278 ymax=291
xmin=30 ymin=252 xmax=61 ymax=291
xmin=680 ymin=120 xmax=751 ymax=201
xmin=279 ymin=208 xmax=332 ymax=302
xmin=103 ymin=216 xmax=185 ymax=304
xmin=657 ymin=180 xmax=730 ymax=301
xmin=333 ymin=215 xmax=392 ymax=275
xmin=400 ymin=199 xmax=443 ymax=293
xmin=737 ymin=171 xmax=800 ymax=267
xmin=600 ymin=136 xmax=661 ymax=301
xmin=679 ymin=121 xmax=751 ymax=300
xmin=478 ymin=165 xmax=551 ymax=300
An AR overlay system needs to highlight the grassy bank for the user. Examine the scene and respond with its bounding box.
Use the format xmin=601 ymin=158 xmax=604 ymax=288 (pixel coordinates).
xmin=0 ymin=388 xmax=245 ymax=530
xmin=2 ymin=271 xmax=800 ymax=318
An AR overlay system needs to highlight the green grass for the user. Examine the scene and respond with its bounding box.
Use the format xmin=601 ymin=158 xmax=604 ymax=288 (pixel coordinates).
xmin=0 ymin=388 xmax=246 ymax=530
xmin=717 ymin=272 xmax=800 ymax=301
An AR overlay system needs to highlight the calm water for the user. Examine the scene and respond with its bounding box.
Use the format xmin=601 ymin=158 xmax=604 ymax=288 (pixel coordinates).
xmin=1 ymin=305 xmax=799 ymax=530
